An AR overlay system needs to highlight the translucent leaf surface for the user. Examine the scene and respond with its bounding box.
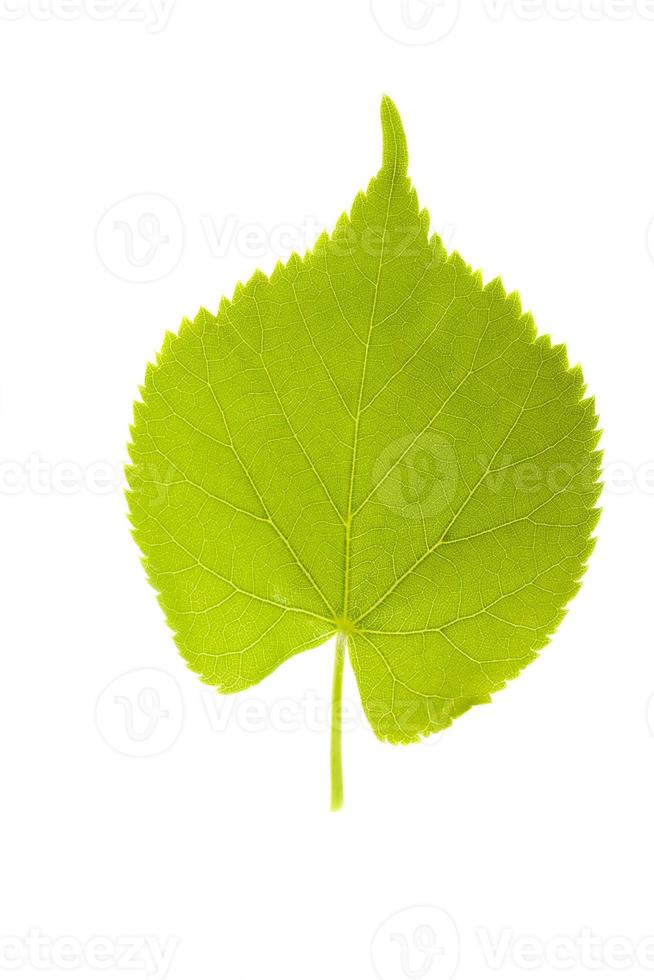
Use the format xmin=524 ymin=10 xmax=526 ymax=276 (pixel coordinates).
xmin=127 ymin=98 xmax=601 ymax=807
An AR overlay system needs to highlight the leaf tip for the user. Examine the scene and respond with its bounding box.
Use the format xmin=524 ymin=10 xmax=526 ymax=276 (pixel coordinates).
xmin=380 ymin=95 xmax=408 ymax=178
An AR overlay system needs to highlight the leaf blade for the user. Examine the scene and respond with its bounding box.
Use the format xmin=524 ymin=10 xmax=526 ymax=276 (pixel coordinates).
xmin=127 ymin=96 xmax=601 ymax=761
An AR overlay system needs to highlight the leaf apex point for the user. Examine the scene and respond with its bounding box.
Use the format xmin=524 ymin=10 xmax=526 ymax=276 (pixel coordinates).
xmin=380 ymin=94 xmax=408 ymax=177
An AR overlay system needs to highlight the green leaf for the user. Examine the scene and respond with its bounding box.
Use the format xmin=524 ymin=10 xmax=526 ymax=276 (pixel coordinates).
xmin=126 ymin=97 xmax=601 ymax=809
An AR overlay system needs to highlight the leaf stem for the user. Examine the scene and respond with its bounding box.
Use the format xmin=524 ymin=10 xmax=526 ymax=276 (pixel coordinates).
xmin=330 ymin=633 xmax=346 ymax=811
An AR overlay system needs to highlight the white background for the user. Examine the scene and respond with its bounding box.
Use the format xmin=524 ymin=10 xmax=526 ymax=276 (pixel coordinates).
xmin=1 ymin=1 xmax=653 ymax=978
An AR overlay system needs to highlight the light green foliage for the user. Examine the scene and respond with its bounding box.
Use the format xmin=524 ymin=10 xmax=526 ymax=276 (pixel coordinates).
xmin=127 ymin=98 xmax=601 ymax=801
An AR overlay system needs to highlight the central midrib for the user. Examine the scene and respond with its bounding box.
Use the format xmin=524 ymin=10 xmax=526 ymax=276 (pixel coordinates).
xmin=341 ymin=129 xmax=400 ymax=625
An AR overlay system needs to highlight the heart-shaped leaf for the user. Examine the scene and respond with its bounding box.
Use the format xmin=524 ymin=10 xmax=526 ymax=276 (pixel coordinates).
xmin=127 ymin=98 xmax=601 ymax=809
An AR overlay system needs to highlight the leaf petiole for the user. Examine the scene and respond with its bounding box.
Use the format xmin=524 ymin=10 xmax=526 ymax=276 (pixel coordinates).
xmin=330 ymin=633 xmax=346 ymax=811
